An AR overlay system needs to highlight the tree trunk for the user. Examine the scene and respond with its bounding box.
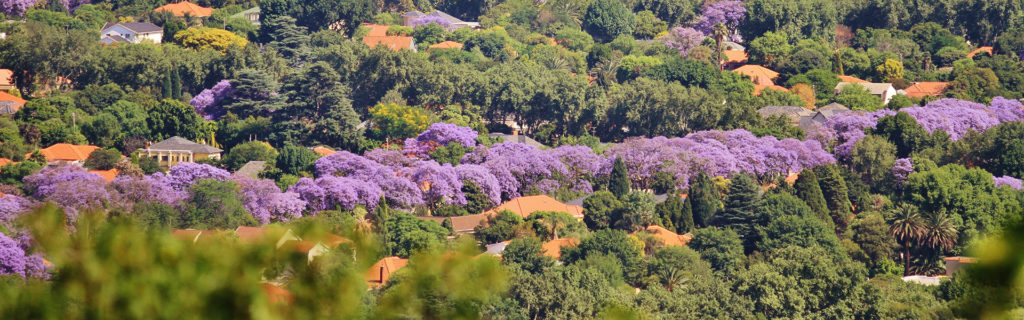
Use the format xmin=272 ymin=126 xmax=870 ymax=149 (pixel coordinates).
xmin=903 ymin=239 xmax=911 ymax=276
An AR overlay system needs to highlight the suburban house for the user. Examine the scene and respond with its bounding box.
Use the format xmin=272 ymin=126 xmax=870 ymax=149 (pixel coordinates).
xmin=758 ymin=103 xmax=850 ymax=132
xmin=365 ymin=256 xmax=409 ymax=288
xmin=232 ymin=7 xmax=260 ymax=25
xmin=837 ymin=75 xmax=869 ymax=83
xmin=541 ymin=238 xmax=579 ymax=259
xmin=482 ymin=195 xmax=585 ymax=220
xmin=32 ymin=143 xmax=99 ymax=166
xmin=361 ymin=24 xmax=416 ymax=52
xmin=488 ymin=131 xmax=545 ymax=149
xmin=142 ymin=136 xmax=222 ymax=168
xmin=0 ymin=91 xmax=26 ymax=115
xmin=153 ymin=1 xmax=214 ymax=17
xmin=721 ymin=49 xmax=749 ymax=69
xmin=758 ymin=105 xmax=814 ymax=125
xmin=233 ymin=160 xmax=267 ymax=178
xmin=733 ymin=64 xmax=780 ymax=86
xmin=235 ymin=226 xmax=301 ymax=248
xmin=902 ymin=82 xmax=950 ymax=98
xmin=402 ymin=10 xmax=480 ymax=30
xmin=944 ymin=256 xmax=977 ymax=276
xmin=421 ymin=214 xmax=489 ymax=234
xmin=100 ymin=22 xmax=163 ymax=44
xmin=0 ymin=68 xmax=15 ymax=91
xmin=834 ymin=82 xmax=898 ymax=105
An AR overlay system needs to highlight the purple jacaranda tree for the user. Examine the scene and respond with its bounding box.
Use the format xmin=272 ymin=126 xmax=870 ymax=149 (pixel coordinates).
xmin=694 ymin=0 xmax=746 ymax=35
xmin=987 ymin=97 xmax=1024 ymax=123
xmin=315 ymin=150 xmax=424 ymax=208
xmin=109 ymin=175 xmax=186 ymax=209
xmin=0 ymin=195 xmax=32 ymax=229
xmin=900 ymin=99 xmax=1000 ymax=140
xmin=994 ymin=175 xmax=1023 ymax=190
xmin=316 ymin=150 xmax=384 ymax=177
xmin=454 ymin=164 xmax=502 ymax=206
xmin=0 ymin=0 xmax=38 ymax=16
xmin=190 ymin=80 xmax=234 ymax=121
xmin=403 ymin=123 xmax=478 ymax=158
xmin=163 ymin=162 xmax=231 ymax=191
xmin=411 ymin=15 xmax=454 ymax=30
xmin=0 ymin=232 xmax=48 ymax=278
xmin=817 ymin=109 xmax=896 ymax=159
xmin=661 ymin=27 xmax=705 ymax=57
xmin=289 ymin=176 xmax=382 ymax=212
xmin=892 ymin=158 xmax=914 ymax=188
xmin=462 ymin=142 xmax=568 ymax=199
xmin=550 ymin=145 xmax=603 ymax=183
xmin=364 ymin=149 xmax=416 ymax=167
xmin=231 ymin=176 xmax=306 ymax=224
xmin=22 ymin=165 xmax=113 ymax=218
xmin=408 ymin=160 xmax=466 ymax=208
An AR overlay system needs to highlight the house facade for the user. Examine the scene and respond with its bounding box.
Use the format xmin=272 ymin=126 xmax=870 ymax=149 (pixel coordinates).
xmin=233 ymin=7 xmax=260 ymax=25
xmin=100 ymin=22 xmax=163 ymax=44
xmin=834 ymin=82 xmax=898 ymax=105
xmin=142 ymin=136 xmax=222 ymax=168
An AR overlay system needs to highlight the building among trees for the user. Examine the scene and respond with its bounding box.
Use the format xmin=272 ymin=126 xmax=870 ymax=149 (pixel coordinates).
xmin=142 ymin=136 xmax=222 ymax=168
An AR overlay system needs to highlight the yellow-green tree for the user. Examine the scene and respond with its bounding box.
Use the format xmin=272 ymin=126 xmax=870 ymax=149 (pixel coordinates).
xmin=368 ymin=103 xmax=436 ymax=143
xmin=174 ymin=27 xmax=249 ymax=53
xmin=875 ymin=58 xmax=904 ymax=83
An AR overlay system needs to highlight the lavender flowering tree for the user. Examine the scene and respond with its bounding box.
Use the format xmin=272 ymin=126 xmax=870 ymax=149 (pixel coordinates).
xmin=190 ymin=80 xmax=234 ymax=120
xmin=411 ymin=15 xmax=454 ymax=30
xmin=454 ymin=164 xmax=502 ymax=206
xmin=163 ymin=162 xmax=231 ymax=191
xmin=231 ymin=176 xmax=306 ymax=224
xmin=0 ymin=195 xmax=31 ymax=229
xmin=0 ymin=0 xmax=38 ymax=16
xmin=109 ymin=175 xmax=186 ymax=208
xmin=402 ymin=123 xmax=478 ymax=158
xmin=900 ymin=98 xmax=1000 ymax=140
xmin=817 ymin=109 xmax=896 ymax=158
xmin=0 ymin=232 xmax=48 ymax=278
xmin=22 ymin=166 xmax=113 ymax=218
xmin=289 ymin=176 xmax=382 ymax=212
xmin=549 ymin=145 xmax=603 ymax=193
xmin=987 ymin=97 xmax=1024 ymax=123
xmin=315 ymin=150 xmax=424 ymax=208
xmin=462 ymin=142 xmax=568 ymax=199
xmin=993 ymin=175 xmax=1023 ymax=190
xmin=892 ymin=158 xmax=914 ymax=188
xmin=408 ymin=160 xmax=466 ymax=208
xmin=661 ymin=27 xmax=705 ymax=57
xmin=694 ymin=0 xmax=746 ymax=35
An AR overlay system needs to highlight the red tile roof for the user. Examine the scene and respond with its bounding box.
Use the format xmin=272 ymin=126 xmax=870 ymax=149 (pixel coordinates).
xmin=542 ymin=238 xmax=578 ymax=258
xmin=0 ymin=91 xmax=26 ymax=109
xmin=721 ymin=50 xmax=748 ymax=65
xmin=429 ymin=41 xmax=464 ymax=50
xmin=153 ymin=1 xmax=214 ymax=17
xmin=365 ymin=256 xmax=409 ymax=288
xmin=0 ymin=158 xmax=11 ymax=167
xmin=35 ymin=143 xmax=99 ymax=162
xmin=483 ymin=195 xmax=585 ymax=219
xmin=966 ymin=46 xmax=993 ymax=58
xmin=837 ymin=75 xmax=869 ymax=83
xmin=733 ymin=65 xmax=780 ymax=82
xmin=903 ymin=82 xmax=949 ymax=98
xmin=261 ymin=283 xmax=293 ymax=304
xmin=421 ymin=214 xmax=489 ymax=233
xmin=642 ymin=225 xmax=692 ymax=247
xmin=313 ymin=146 xmax=335 ymax=156
xmin=754 ymin=84 xmax=790 ymax=96
xmin=362 ymin=24 xmax=414 ymax=51
xmin=89 ymin=168 xmax=119 ymax=182
xmin=235 ymin=226 xmax=269 ymax=243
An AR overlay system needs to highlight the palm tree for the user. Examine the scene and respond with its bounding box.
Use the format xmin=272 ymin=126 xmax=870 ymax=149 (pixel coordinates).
xmin=713 ymin=23 xmax=729 ymax=70
xmin=922 ymin=211 xmax=958 ymax=252
xmin=890 ymin=204 xmax=925 ymax=276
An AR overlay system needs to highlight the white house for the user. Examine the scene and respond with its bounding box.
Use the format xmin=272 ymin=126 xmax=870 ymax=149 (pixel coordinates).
xmin=232 ymin=7 xmax=260 ymax=25
xmin=100 ymin=22 xmax=163 ymax=44
xmin=834 ymin=82 xmax=898 ymax=105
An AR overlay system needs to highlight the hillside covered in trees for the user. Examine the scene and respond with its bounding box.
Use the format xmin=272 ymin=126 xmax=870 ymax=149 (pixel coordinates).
xmin=1 ymin=0 xmax=1024 ymax=318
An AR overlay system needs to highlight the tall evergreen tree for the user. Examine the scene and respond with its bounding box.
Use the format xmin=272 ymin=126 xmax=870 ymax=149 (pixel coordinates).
xmin=793 ymin=170 xmax=830 ymax=224
xmin=162 ymin=72 xmax=173 ymax=99
xmin=265 ymin=16 xmax=310 ymax=61
xmin=814 ymin=164 xmax=853 ymax=234
xmin=609 ymin=156 xmax=630 ymax=198
xmin=279 ymin=61 xmax=362 ymax=149
xmin=688 ymin=172 xmax=720 ymax=228
xmin=656 ymin=192 xmax=693 ymax=233
xmin=713 ymin=173 xmax=762 ymax=249
xmin=170 ymin=68 xmax=182 ymax=100
xmin=373 ymin=197 xmax=392 ymax=256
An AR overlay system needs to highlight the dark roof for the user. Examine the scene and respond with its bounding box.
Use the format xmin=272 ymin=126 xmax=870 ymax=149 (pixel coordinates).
xmin=148 ymin=136 xmax=222 ymax=153
xmin=402 ymin=11 xmax=424 ymax=17
xmin=101 ymin=34 xmax=128 ymax=43
xmin=818 ymin=102 xmax=849 ymax=112
xmin=757 ymin=106 xmax=813 ymax=123
xmin=101 ymin=22 xmax=162 ymax=33
xmin=234 ymin=161 xmax=266 ymax=178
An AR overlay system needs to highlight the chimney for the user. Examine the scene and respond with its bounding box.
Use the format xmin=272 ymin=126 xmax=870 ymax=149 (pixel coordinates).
xmin=512 ymin=129 xmax=519 ymax=136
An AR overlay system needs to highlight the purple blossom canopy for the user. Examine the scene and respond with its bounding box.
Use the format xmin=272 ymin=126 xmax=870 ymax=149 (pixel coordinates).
xmin=289 ymin=176 xmax=382 ymax=212
xmin=994 ymin=176 xmax=1023 ymax=190
xmin=402 ymin=123 xmax=478 ymax=158
xmin=694 ymin=0 xmax=746 ymax=35
xmin=454 ymin=164 xmax=502 ymax=206
xmin=408 ymin=160 xmax=466 ymax=207
xmin=110 ymin=175 xmax=186 ymax=209
xmin=462 ymin=142 xmax=568 ymax=199
xmin=661 ymin=27 xmax=705 ymax=57
xmin=190 ymin=80 xmax=234 ymax=121
xmin=0 ymin=232 xmax=48 ymax=278
xmin=231 ymin=176 xmax=306 ymax=224
xmin=817 ymin=109 xmax=896 ymax=159
xmin=900 ymin=98 xmax=1000 ymax=140
xmin=315 ymin=150 xmax=423 ymax=208
xmin=316 ymin=150 xmax=384 ymax=177
xmin=164 ymin=162 xmax=231 ymax=191
xmin=364 ymin=149 xmax=416 ymax=167
xmin=0 ymin=195 xmax=32 ymax=228
xmin=0 ymin=0 xmax=38 ymax=16
xmin=411 ymin=15 xmax=454 ymax=30
xmin=22 ymin=165 xmax=113 ymax=217
xmin=892 ymin=158 xmax=914 ymax=188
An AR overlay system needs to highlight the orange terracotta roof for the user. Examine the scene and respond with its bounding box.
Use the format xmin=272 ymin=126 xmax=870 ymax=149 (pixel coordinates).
xmin=363 ymin=35 xmax=414 ymax=51
xmin=172 ymin=229 xmax=204 ymax=242
xmin=784 ymin=171 xmax=800 ymax=185
xmin=261 ymin=283 xmax=294 ymax=304
xmin=483 ymin=195 xmax=584 ymax=219
xmin=365 ymin=256 xmax=409 ymax=288
xmin=722 ymin=50 xmax=748 ymax=64
xmin=429 ymin=41 xmax=464 ymax=50
xmin=754 ymin=84 xmax=790 ymax=96
xmin=153 ymin=1 xmax=214 ymax=17
xmin=313 ymin=146 xmax=335 ymax=156
xmin=288 ymin=240 xmax=320 ymax=253
xmin=733 ymin=65 xmax=779 ymax=82
xmin=966 ymin=46 xmax=993 ymax=58
xmin=0 ymin=158 xmax=11 ymax=167
xmin=89 ymin=168 xmax=119 ymax=182
xmin=35 ymin=143 xmax=99 ymax=162
xmin=0 ymin=69 xmax=13 ymax=87
xmin=363 ymin=24 xmax=389 ymax=37
xmin=235 ymin=226 xmax=269 ymax=243
xmin=903 ymin=82 xmax=949 ymax=98
xmin=0 ymin=91 xmax=26 ymax=107
xmin=642 ymin=225 xmax=692 ymax=247
xmin=325 ymin=234 xmax=350 ymax=247
xmin=837 ymin=75 xmax=869 ymax=83
xmin=542 ymin=238 xmax=578 ymax=258
xmin=421 ymin=214 xmax=488 ymax=233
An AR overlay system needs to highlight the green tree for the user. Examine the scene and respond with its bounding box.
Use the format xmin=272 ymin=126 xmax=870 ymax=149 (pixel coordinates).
xmin=83 ymin=148 xmax=122 ymax=170
xmin=411 ymin=23 xmax=447 ymax=48
xmin=182 ymin=179 xmax=257 ymax=229
xmin=874 ymin=112 xmax=931 ymax=158
xmin=368 ymin=103 xmax=435 ymax=142
xmin=614 ymin=191 xmax=657 ymax=232
xmin=835 ymin=84 xmax=884 ymax=111
xmin=713 ymin=174 xmax=763 ymax=250
xmin=793 ymin=170 xmax=830 ymax=224
xmin=632 ymin=10 xmax=667 ymax=39
xmin=889 ymin=204 xmax=924 ymax=276
xmin=174 ymin=27 xmax=249 ymax=53
xmin=582 ymin=0 xmax=636 ymax=42
xmin=688 ymin=172 xmax=720 ymax=228
xmin=147 ymin=99 xmax=205 ymax=141
xmin=608 ymin=156 xmax=630 ymax=198
xmin=948 ymin=66 xmax=1001 ymax=103
xmin=851 ymin=212 xmax=897 ymax=275
xmin=849 ymin=135 xmax=898 ymax=193
xmin=648 ymin=246 xmax=711 ymax=291
xmin=373 ymin=197 xmax=392 ymax=256
xmin=474 ymin=210 xmax=523 ymax=244
xmin=223 ymin=140 xmax=279 ymax=171
xmin=583 ymin=190 xmax=621 ymax=230
xmin=278 ymin=62 xmax=363 ymax=149
xmin=561 ymin=229 xmax=646 ymax=285
xmin=688 ymin=227 xmax=744 ymax=275
xmin=502 ymin=237 xmax=555 ymax=274
xmin=656 ymin=192 xmax=693 ymax=233
xmin=275 ymin=145 xmax=318 ymax=176
xmin=875 ymin=58 xmax=904 ymax=83
xmin=814 ymin=164 xmax=853 ymax=234
xmin=387 ymin=211 xmax=449 ymax=258
xmin=748 ymin=31 xmax=791 ymax=67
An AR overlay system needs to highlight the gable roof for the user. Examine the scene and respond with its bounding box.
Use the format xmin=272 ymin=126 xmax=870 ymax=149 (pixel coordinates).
xmin=235 ymin=226 xmax=300 ymax=248
xmin=757 ymin=105 xmax=813 ymax=123
xmin=261 ymin=283 xmax=293 ymax=304
xmin=722 ymin=50 xmax=748 ymax=65
xmin=363 ymin=24 xmax=389 ymax=37
xmin=967 ymin=46 xmax=993 ymax=58
xmin=365 ymin=256 xmax=409 ymax=287
xmin=313 ymin=146 xmax=336 ymax=156
xmin=101 ymin=34 xmax=129 ymax=44
xmin=101 ymin=22 xmax=162 ymax=33
xmin=642 ymin=225 xmax=692 ymax=247
xmin=233 ymin=161 xmax=266 ymax=178
xmin=835 ymin=82 xmax=895 ymax=95
xmin=732 ymin=65 xmax=779 ymax=82
xmin=36 ymin=143 xmax=99 ymax=162
xmin=429 ymin=40 xmax=464 ymax=50
xmin=837 ymin=75 xmax=869 ymax=83
xmin=90 ymin=168 xmax=119 ymax=182
xmin=903 ymin=82 xmax=949 ymax=98
xmin=753 ymin=84 xmax=789 ymax=96
xmin=0 ymin=91 xmax=26 ymax=114
xmin=153 ymin=1 xmax=214 ymax=17
xmin=148 ymin=136 xmax=222 ymax=153
xmin=483 ymin=195 xmax=584 ymax=219
xmin=818 ymin=102 xmax=849 ymax=112
xmin=363 ymin=35 xmax=415 ymax=51
xmin=542 ymin=238 xmax=578 ymax=258
xmin=420 ymin=214 xmax=488 ymax=233
xmin=425 ymin=10 xmax=464 ymax=23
